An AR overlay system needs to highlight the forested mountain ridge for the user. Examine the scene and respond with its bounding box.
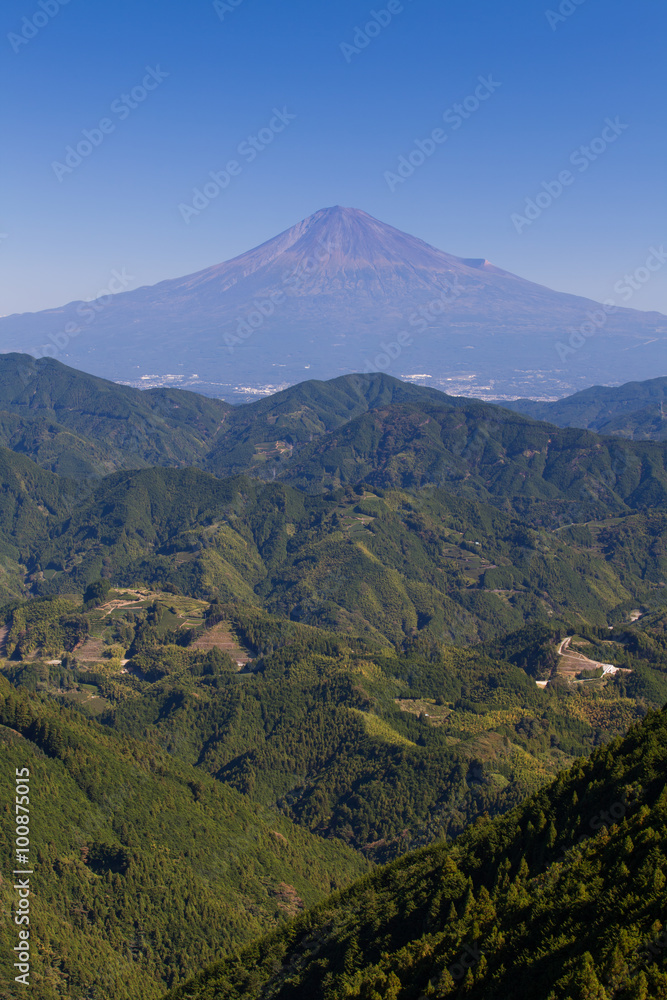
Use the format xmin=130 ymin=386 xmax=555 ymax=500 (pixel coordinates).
xmin=0 ymin=361 xmax=666 ymax=633
xmin=0 ymin=353 xmax=231 ymax=478
xmin=3 ymin=357 xmax=667 ymax=511
xmin=165 ymin=705 xmax=667 ymax=1000
xmin=4 ymin=460 xmax=667 ymax=643
xmin=270 ymin=399 xmax=667 ymax=514
xmin=0 ymin=447 xmax=81 ymax=598
xmin=503 ymin=376 xmax=667 ymax=441
xmin=0 ymin=356 xmax=451 ymax=480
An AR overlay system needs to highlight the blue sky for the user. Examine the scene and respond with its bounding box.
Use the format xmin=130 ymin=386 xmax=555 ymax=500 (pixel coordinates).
xmin=2 ymin=0 xmax=665 ymax=316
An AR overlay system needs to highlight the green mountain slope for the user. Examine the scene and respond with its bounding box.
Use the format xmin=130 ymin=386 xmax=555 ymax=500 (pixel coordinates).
xmin=201 ymin=372 xmax=457 ymax=477
xmin=19 ymin=468 xmax=667 ymax=643
xmin=8 ymin=593 xmax=667 ymax=866
xmin=1 ymin=358 xmax=666 ymax=999
xmin=503 ymin=376 xmax=667 ymax=441
xmin=0 ymin=358 xmax=456 ymax=481
xmin=0 ymin=447 xmax=81 ymax=599
xmin=165 ymin=705 xmax=667 ymax=1000
xmin=4 ymin=358 xmax=667 ymax=513
xmin=0 ymin=354 xmax=231 ymax=478
xmin=0 ymin=676 xmax=367 ymax=1000
xmin=276 ymin=400 xmax=667 ymax=516
xmin=102 ymin=611 xmax=658 ymax=860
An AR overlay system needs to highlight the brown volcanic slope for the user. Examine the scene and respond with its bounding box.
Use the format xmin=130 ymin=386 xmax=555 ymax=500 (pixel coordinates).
xmin=1 ymin=206 xmax=665 ymax=399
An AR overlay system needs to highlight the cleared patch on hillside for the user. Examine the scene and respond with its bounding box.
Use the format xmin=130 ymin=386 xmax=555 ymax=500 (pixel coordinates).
xmin=394 ymin=698 xmax=451 ymax=725
xmin=73 ymin=637 xmax=107 ymax=662
xmin=191 ymin=622 xmax=252 ymax=668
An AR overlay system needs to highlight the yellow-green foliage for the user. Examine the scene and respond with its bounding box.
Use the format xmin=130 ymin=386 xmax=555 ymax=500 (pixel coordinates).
xmin=350 ymin=708 xmax=417 ymax=748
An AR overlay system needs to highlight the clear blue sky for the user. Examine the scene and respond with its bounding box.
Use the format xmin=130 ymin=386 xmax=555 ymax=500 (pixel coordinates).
xmin=2 ymin=0 xmax=665 ymax=315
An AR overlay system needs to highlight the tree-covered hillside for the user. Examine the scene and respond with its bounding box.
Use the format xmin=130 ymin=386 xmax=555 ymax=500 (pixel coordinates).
xmin=3 ymin=358 xmax=667 ymax=509
xmin=2 ymin=587 xmax=666 ymax=997
xmin=166 ymin=705 xmax=667 ymax=1000
xmin=503 ymin=376 xmax=667 ymax=441
xmin=0 ymin=358 xmax=456 ymax=481
xmin=0 ymin=675 xmax=366 ymax=1000
xmin=277 ymin=400 xmax=667 ymax=515
xmin=0 ymin=447 xmax=81 ymax=599
xmin=0 ymin=354 xmax=231 ymax=479
xmin=5 ymin=593 xmax=667 ymax=866
xmin=0 ymin=463 xmax=661 ymax=643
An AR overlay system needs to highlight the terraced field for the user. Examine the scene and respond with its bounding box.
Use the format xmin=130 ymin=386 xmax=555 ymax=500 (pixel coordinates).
xmin=191 ymin=621 xmax=252 ymax=667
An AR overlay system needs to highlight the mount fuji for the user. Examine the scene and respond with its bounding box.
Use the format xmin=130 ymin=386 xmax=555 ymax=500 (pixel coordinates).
xmin=1 ymin=206 xmax=665 ymax=401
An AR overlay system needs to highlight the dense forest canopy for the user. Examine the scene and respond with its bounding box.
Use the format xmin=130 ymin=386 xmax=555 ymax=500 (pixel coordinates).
xmin=0 ymin=361 xmax=665 ymax=998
